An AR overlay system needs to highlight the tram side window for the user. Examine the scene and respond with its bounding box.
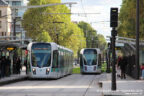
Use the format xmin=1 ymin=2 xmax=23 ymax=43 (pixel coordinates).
xmin=52 ymin=50 xmax=58 ymax=68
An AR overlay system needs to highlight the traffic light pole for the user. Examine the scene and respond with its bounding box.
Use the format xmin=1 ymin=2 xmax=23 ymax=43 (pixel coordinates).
xmin=111 ymin=28 xmax=117 ymax=90
xmin=110 ymin=7 xmax=118 ymax=91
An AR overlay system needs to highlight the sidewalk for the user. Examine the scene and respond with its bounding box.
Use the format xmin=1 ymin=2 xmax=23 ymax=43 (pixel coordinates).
xmin=0 ymin=66 xmax=27 ymax=86
xmin=99 ymin=71 xmax=144 ymax=96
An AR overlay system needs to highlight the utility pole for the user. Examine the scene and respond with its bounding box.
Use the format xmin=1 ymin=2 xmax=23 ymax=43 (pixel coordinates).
xmin=136 ymin=0 xmax=140 ymax=79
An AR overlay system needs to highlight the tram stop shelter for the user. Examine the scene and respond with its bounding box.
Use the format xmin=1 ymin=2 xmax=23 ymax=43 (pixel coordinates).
xmin=107 ymin=36 xmax=144 ymax=79
xmin=0 ymin=36 xmax=31 ymax=76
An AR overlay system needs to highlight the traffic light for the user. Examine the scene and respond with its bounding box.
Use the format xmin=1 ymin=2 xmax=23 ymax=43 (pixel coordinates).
xmin=110 ymin=8 xmax=118 ymax=27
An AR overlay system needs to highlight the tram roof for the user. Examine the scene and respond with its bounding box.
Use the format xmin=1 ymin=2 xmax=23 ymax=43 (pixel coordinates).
xmin=51 ymin=42 xmax=73 ymax=53
xmin=28 ymin=42 xmax=73 ymax=53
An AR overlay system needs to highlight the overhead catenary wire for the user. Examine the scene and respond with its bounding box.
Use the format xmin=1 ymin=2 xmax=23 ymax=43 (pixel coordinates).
xmin=10 ymin=2 xmax=77 ymax=9
xmin=80 ymin=0 xmax=90 ymax=22
xmin=42 ymin=12 xmax=100 ymax=15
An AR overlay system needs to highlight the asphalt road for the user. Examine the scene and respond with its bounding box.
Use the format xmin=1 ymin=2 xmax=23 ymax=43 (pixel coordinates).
xmin=0 ymin=74 xmax=104 ymax=96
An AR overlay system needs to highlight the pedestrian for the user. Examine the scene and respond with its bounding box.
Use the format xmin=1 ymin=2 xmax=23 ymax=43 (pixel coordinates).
xmin=16 ymin=57 xmax=21 ymax=74
xmin=117 ymin=56 xmax=122 ymax=77
xmin=24 ymin=59 xmax=28 ymax=74
xmin=1 ymin=56 xmax=6 ymax=78
xmin=118 ymin=56 xmax=127 ymax=79
xmin=5 ymin=56 xmax=11 ymax=76
xmin=140 ymin=64 xmax=144 ymax=80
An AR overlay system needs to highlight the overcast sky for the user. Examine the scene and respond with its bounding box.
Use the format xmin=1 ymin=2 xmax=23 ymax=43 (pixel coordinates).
xmin=61 ymin=0 xmax=122 ymax=38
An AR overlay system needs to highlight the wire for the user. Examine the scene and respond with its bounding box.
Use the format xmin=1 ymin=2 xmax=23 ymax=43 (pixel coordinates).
xmin=80 ymin=0 xmax=90 ymax=23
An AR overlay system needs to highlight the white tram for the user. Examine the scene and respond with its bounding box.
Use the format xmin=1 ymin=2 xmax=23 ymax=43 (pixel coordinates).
xmin=26 ymin=42 xmax=73 ymax=79
xmin=80 ymin=48 xmax=101 ymax=74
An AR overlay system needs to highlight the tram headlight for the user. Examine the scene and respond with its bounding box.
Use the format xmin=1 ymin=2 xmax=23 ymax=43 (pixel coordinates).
xmin=46 ymin=68 xmax=50 ymax=75
xmin=32 ymin=68 xmax=36 ymax=75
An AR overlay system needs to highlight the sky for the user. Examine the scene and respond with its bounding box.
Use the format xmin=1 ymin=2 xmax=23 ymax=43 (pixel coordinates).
xmin=61 ymin=0 xmax=122 ymax=38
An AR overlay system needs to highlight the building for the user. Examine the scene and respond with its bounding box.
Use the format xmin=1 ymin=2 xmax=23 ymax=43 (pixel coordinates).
xmin=0 ymin=0 xmax=12 ymax=38
xmin=4 ymin=0 xmax=28 ymax=39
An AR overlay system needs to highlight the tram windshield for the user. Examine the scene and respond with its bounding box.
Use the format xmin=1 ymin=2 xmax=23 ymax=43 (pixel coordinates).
xmin=83 ymin=49 xmax=97 ymax=66
xmin=31 ymin=43 xmax=51 ymax=67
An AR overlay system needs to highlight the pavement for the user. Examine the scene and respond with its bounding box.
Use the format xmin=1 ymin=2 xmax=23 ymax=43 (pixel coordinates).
xmin=0 ymin=66 xmax=144 ymax=96
xmin=0 ymin=66 xmax=27 ymax=86
xmin=100 ymin=70 xmax=144 ymax=96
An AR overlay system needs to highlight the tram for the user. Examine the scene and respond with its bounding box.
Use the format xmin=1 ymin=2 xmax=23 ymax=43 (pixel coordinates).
xmin=80 ymin=48 xmax=101 ymax=74
xmin=26 ymin=42 xmax=73 ymax=79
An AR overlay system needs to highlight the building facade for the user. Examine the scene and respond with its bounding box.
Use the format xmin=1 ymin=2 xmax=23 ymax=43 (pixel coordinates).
xmin=0 ymin=0 xmax=12 ymax=38
xmin=4 ymin=0 xmax=28 ymax=39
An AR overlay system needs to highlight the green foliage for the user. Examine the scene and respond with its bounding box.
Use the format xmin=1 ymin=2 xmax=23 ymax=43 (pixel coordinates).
xmin=101 ymin=62 xmax=112 ymax=73
xmin=78 ymin=21 xmax=107 ymax=51
xmin=22 ymin=0 xmax=86 ymax=57
xmin=101 ymin=62 xmax=107 ymax=72
xmin=97 ymin=34 xmax=107 ymax=51
xmin=78 ymin=21 xmax=97 ymax=48
xmin=72 ymin=67 xmax=80 ymax=74
xmin=118 ymin=0 xmax=144 ymax=39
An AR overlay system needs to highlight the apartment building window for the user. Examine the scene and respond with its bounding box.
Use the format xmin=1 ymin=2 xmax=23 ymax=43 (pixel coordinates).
xmin=0 ymin=21 xmax=1 ymax=28
xmin=12 ymin=1 xmax=21 ymax=6
xmin=2 ymin=32 xmax=5 ymax=36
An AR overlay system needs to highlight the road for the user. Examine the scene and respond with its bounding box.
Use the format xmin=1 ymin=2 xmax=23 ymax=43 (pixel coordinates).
xmin=0 ymin=74 xmax=105 ymax=96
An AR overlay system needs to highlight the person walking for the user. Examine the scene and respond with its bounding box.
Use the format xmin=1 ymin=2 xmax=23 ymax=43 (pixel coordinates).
xmin=5 ymin=56 xmax=11 ymax=76
xmin=1 ymin=56 xmax=6 ymax=78
xmin=16 ymin=57 xmax=21 ymax=74
xmin=117 ymin=56 xmax=122 ymax=77
xmin=118 ymin=56 xmax=127 ymax=79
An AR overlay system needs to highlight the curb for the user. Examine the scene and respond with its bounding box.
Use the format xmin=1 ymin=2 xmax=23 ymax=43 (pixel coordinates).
xmin=0 ymin=76 xmax=28 ymax=86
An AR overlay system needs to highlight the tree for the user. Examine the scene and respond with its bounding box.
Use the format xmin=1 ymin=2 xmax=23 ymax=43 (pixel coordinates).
xmin=118 ymin=0 xmax=144 ymax=39
xmin=22 ymin=0 xmax=86 ymax=57
xmin=78 ymin=21 xmax=97 ymax=48
xmin=78 ymin=21 xmax=107 ymax=51
xmin=97 ymin=34 xmax=107 ymax=51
